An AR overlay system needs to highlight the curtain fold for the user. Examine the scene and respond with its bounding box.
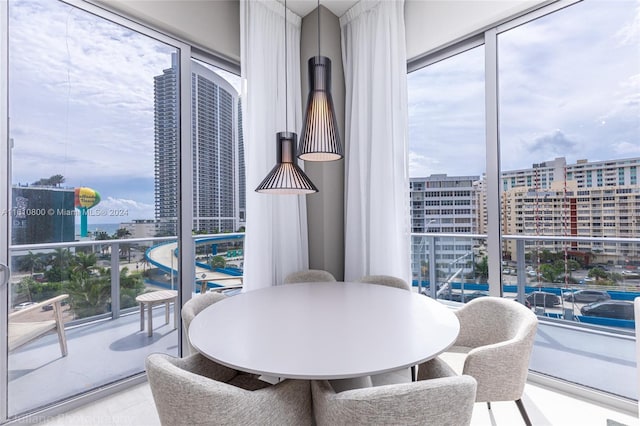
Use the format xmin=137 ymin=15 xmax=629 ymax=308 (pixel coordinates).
xmin=340 ymin=0 xmax=410 ymax=283
xmin=241 ymin=0 xmax=309 ymax=291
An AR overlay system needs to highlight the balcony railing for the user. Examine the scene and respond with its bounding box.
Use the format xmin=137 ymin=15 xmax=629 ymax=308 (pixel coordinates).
xmin=9 ymin=233 xmax=245 ymax=326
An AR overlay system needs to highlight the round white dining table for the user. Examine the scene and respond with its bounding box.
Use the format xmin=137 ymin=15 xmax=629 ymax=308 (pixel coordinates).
xmin=188 ymin=281 xmax=460 ymax=380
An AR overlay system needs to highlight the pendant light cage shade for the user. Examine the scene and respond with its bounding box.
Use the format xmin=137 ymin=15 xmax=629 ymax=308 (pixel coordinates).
xmin=298 ymin=56 xmax=343 ymax=162
xmin=256 ymin=132 xmax=319 ymax=194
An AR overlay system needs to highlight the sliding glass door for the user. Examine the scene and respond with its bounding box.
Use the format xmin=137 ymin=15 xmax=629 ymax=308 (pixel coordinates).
xmin=1 ymin=0 xmax=190 ymax=419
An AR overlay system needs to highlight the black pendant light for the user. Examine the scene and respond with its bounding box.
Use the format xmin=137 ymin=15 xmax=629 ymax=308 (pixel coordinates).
xmin=256 ymin=0 xmax=318 ymax=195
xmin=256 ymin=131 xmax=318 ymax=194
xmin=298 ymin=0 xmax=343 ymax=162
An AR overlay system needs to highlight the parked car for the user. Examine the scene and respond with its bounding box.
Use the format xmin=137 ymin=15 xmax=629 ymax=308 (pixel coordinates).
xmin=526 ymin=291 xmax=560 ymax=308
xmin=563 ymin=290 xmax=611 ymax=303
xmin=448 ymin=290 xmax=489 ymax=303
xmin=580 ymin=301 xmax=634 ymax=320
xmin=13 ymin=302 xmax=36 ymax=311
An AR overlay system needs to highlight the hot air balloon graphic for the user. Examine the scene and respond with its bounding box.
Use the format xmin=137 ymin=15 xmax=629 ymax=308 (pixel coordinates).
xmin=75 ymin=187 xmax=101 ymax=237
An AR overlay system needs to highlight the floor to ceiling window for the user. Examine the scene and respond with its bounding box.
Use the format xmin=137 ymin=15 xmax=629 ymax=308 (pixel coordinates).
xmin=497 ymin=0 xmax=639 ymax=399
xmin=408 ymin=44 xmax=487 ymax=301
xmin=3 ymin=0 xmax=187 ymax=419
xmin=408 ymin=0 xmax=639 ymax=401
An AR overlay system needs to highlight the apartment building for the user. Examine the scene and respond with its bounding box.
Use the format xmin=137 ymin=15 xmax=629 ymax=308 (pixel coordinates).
xmin=501 ymin=156 xmax=639 ymax=191
xmin=501 ymin=157 xmax=640 ymax=264
xmin=119 ymin=219 xmax=157 ymax=239
xmin=410 ymin=175 xmax=479 ymax=279
xmin=154 ymin=55 xmax=243 ymax=235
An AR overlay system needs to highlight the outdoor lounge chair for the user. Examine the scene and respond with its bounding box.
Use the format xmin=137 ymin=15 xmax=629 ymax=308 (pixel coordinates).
xmin=8 ymin=294 xmax=69 ymax=357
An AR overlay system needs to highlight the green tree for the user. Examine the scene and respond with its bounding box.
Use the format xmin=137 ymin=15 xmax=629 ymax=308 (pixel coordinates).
xmin=14 ymin=276 xmax=36 ymax=303
xmin=32 ymin=174 xmax=65 ymax=187
xmin=114 ymin=228 xmax=131 ymax=239
xmin=474 ymin=256 xmax=489 ymax=282
xmin=49 ymin=174 xmax=66 ymax=187
xmin=18 ymin=251 xmax=44 ymax=275
xmin=94 ymin=231 xmax=111 ymax=240
xmin=588 ymin=267 xmax=608 ymax=280
xmin=119 ymin=268 xmax=146 ymax=309
xmin=66 ymin=271 xmax=111 ymax=319
xmin=539 ymin=264 xmax=558 ymax=283
xmin=210 ymin=255 xmax=226 ymax=269
xmin=72 ymin=252 xmax=98 ymax=279
xmin=45 ymin=248 xmax=72 ymax=282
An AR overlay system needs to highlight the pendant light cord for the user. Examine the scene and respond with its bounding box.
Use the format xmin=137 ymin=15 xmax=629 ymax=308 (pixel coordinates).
xmin=284 ymin=0 xmax=288 ymax=133
xmin=317 ymin=0 xmax=321 ymax=58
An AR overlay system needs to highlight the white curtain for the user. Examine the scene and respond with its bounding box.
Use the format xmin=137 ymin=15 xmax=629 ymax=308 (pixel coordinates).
xmin=241 ymin=0 xmax=309 ymax=291
xmin=340 ymin=0 xmax=410 ymax=283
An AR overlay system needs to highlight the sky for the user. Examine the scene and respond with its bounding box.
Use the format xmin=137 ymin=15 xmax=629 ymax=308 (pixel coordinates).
xmin=7 ymin=0 xmax=640 ymax=225
xmin=408 ymin=0 xmax=640 ymax=178
xmin=8 ymin=0 xmax=240 ymax=224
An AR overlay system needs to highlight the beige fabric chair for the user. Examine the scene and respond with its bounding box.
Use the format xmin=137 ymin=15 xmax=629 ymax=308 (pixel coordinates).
xmin=435 ymin=296 xmax=538 ymax=426
xmin=9 ymin=294 xmax=69 ymax=357
xmin=283 ymin=269 xmax=336 ymax=284
xmin=181 ymin=291 xmax=227 ymax=355
xmin=357 ymin=274 xmax=415 ymax=380
xmin=357 ymin=274 xmax=411 ymax=291
xmin=146 ymin=353 xmax=312 ymax=425
xmin=312 ymin=357 xmax=476 ymax=426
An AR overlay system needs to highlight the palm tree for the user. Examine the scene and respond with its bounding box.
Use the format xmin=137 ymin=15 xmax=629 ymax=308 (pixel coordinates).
xmin=19 ymin=251 xmax=44 ymax=275
xmin=45 ymin=248 xmax=72 ymax=282
xmin=72 ymin=252 xmax=98 ymax=279
xmin=114 ymin=228 xmax=131 ymax=239
xmin=49 ymin=174 xmax=66 ymax=187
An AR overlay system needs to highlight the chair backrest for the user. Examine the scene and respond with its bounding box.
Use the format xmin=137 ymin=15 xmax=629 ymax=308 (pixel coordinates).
xmin=357 ymin=275 xmax=411 ymax=291
xmin=283 ymin=269 xmax=336 ymax=284
xmin=453 ymin=296 xmax=538 ymax=403
xmin=454 ymin=296 xmax=537 ymax=348
xmin=8 ymin=294 xmax=69 ymax=357
xmin=181 ymin=292 xmax=227 ymax=355
xmin=311 ymin=375 xmax=476 ymax=426
xmin=146 ymin=353 xmax=313 ymax=425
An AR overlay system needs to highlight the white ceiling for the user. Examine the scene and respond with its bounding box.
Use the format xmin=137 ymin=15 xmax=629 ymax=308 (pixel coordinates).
xmin=284 ymin=0 xmax=360 ymax=18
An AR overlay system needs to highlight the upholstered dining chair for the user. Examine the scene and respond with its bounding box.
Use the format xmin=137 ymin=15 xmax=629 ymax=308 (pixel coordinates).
xmin=356 ymin=274 xmax=411 ymax=291
xmin=146 ymin=353 xmax=312 ymax=425
xmin=312 ymin=357 xmax=476 ymax=426
xmin=356 ymin=274 xmax=415 ymax=381
xmin=283 ymin=269 xmax=336 ymax=284
xmin=434 ymin=296 xmax=538 ymax=426
xmin=181 ymin=291 xmax=227 ymax=355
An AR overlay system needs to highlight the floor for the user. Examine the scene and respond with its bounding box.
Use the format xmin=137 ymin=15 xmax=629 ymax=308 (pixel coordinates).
xmin=34 ymin=375 xmax=638 ymax=426
xmin=8 ymin=306 xmax=178 ymax=416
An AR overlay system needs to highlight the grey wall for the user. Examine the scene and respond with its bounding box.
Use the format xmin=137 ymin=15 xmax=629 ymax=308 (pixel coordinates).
xmin=92 ymin=0 xmax=240 ymax=63
xmin=300 ymin=6 xmax=345 ymax=280
xmin=405 ymin=0 xmax=546 ymax=60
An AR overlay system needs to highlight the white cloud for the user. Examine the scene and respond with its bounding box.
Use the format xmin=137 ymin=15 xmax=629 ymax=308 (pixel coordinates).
xmin=613 ymin=141 xmax=640 ymax=156
xmin=408 ymin=0 xmax=639 ymax=176
xmin=94 ymin=196 xmax=155 ymax=224
xmin=409 ymin=151 xmax=441 ymax=178
xmin=9 ymin=0 xmax=173 ymax=185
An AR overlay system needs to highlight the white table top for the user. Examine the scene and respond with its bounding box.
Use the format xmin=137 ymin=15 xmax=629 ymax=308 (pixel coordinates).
xmin=189 ymin=282 xmax=460 ymax=380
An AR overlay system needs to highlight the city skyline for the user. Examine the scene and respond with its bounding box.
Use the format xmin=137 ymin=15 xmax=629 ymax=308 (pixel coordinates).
xmin=6 ymin=0 xmax=639 ymax=226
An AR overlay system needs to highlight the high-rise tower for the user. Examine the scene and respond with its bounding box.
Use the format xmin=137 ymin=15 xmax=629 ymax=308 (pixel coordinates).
xmin=154 ymin=55 xmax=243 ymax=235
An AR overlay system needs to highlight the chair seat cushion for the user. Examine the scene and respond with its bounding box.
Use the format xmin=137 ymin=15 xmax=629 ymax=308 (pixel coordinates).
xmin=8 ymin=320 xmax=56 ymax=351
xmin=438 ymin=346 xmax=472 ymax=375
